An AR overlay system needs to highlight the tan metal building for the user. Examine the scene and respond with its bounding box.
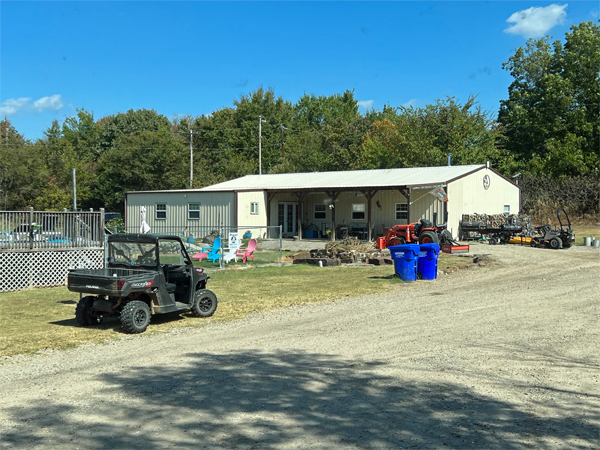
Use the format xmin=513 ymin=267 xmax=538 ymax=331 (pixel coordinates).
xmin=125 ymin=164 xmax=519 ymax=240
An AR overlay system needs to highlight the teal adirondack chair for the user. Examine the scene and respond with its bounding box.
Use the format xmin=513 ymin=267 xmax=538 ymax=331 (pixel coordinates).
xmin=192 ymin=237 xmax=222 ymax=263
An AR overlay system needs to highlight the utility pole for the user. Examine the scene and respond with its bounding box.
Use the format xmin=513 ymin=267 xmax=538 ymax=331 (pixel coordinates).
xmin=258 ymin=116 xmax=266 ymax=175
xmin=175 ymin=129 xmax=202 ymax=188
xmin=72 ymin=168 xmax=77 ymax=211
xmin=280 ymin=124 xmax=287 ymax=159
xmin=189 ymin=129 xmax=193 ymax=188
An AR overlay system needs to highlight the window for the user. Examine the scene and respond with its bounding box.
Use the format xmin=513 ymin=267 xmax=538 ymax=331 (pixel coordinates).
xmin=395 ymin=203 xmax=408 ymax=220
xmin=250 ymin=202 xmax=259 ymax=215
xmin=159 ymin=239 xmax=186 ymax=265
xmin=156 ymin=203 xmax=167 ymax=220
xmin=504 ymin=204 xmax=511 ymax=214
xmin=188 ymin=203 xmax=200 ymax=220
xmin=314 ymin=204 xmax=326 ymax=219
xmin=352 ymin=203 xmax=365 ymax=220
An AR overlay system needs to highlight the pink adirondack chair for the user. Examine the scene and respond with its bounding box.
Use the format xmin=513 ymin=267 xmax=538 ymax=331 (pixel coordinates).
xmin=236 ymin=238 xmax=257 ymax=263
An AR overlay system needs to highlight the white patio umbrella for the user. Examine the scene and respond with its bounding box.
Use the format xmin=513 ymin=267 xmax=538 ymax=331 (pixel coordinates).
xmin=140 ymin=206 xmax=151 ymax=234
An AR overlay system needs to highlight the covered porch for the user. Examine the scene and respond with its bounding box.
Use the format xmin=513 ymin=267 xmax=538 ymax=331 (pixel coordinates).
xmin=265 ymin=185 xmax=446 ymax=242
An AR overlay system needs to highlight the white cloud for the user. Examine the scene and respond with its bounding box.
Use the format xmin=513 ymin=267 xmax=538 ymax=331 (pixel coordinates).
xmin=504 ymin=4 xmax=567 ymax=38
xmin=0 ymin=98 xmax=31 ymax=115
xmin=357 ymin=100 xmax=374 ymax=109
xmin=33 ymin=95 xmax=64 ymax=112
xmin=402 ymin=99 xmax=417 ymax=108
xmin=0 ymin=95 xmax=64 ymax=116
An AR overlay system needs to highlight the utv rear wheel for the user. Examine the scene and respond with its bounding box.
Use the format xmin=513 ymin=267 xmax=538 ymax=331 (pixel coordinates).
xmin=192 ymin=289 xmax=218 ymax=318
xmin=120 ymin=301 xmax=151 ymax=334
xmin=549 ymin=237 xmax=562 ymax=249
xmin=75 ymin=296 xmax=101 ymax=326
xmin=419 ymin=231 xmax=439 ymax=245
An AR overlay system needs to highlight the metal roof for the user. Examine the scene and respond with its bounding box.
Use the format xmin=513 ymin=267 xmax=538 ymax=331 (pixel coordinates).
xmin=198 ymin=164 xmax=486 ymax=192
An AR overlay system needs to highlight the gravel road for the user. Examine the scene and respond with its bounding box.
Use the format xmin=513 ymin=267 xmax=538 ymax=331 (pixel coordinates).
xmin=1 ymin=243 xmax=598 ymax=449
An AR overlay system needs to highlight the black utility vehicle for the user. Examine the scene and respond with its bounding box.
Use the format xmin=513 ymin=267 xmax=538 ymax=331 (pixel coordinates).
xmin=68 ymin=233 xmax=217 ymax=333
xmin=531 ymin=208 xmax=575 ymax=249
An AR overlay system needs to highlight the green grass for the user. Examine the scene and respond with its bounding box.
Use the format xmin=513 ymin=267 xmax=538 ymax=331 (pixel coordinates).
xmin=0 ymin=253 xmax=468 ymax=358
xmin=571 ymin=223 xmax=600 ymax=246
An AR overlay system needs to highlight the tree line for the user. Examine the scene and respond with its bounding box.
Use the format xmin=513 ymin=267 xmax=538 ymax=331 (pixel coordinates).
xmin=0 ymin=21 xmax=597 ymax=217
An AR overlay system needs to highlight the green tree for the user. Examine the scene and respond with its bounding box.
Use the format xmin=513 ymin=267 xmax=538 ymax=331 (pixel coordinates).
xmin=499 ymin=21 xmax=600 ymax=177
xmin=363 ymin=97 xmax=507 ymax=170
xmin=62 ymin=108 xmax=101 ymax=161
xmin=0 ymin=119 xmax=47 ymax=210
xmin=293 ymin=90 xmax=361 ymax=130
xmin=33 ymin=120 xmax=98 ymax=210
xmin=192 ymin=88 xmax=294 ymax=178
xmin=98 ymin=108 xmax=172 ymax=152
xmin=96 ymin=130 xmax=188 ymax=211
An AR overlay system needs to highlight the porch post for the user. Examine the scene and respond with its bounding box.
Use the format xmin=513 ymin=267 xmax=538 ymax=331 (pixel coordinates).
xmin=266 ymin=192 xmax=276 ymax=239
xmin=325 ymin=191 xmax=339 ymax=241
xmin=294 ymin=192 xmax=306 ymax=240
xmin=361 ymin=190 xmax=378 ymax=241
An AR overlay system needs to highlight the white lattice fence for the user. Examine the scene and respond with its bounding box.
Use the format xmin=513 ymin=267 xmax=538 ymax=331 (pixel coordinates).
xmin=0 ymin=249 xmax=104 ymax=293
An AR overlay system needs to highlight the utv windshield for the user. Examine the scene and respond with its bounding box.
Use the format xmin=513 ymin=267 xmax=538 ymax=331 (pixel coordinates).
xmin=108 ymin=241 xmax=157 ymax=268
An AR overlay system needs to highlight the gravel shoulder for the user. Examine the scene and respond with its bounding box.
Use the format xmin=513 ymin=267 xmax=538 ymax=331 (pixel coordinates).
xmin=1 ymin=243 xmax=598 ymax=449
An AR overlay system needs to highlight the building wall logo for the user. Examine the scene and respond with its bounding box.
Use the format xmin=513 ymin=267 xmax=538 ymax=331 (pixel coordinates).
xmin=483 ymin=175 xmax=491 ymax=190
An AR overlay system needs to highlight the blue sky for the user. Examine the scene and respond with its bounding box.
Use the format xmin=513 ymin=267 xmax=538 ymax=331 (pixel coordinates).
xmin=1 ymin=1 xmax=598 ymax=141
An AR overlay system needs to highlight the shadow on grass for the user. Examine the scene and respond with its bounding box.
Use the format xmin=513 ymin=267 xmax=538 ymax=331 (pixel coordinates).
xmin=49 ymin=311 xmax=188 ymax=333
xmin=367 ymin=274 xmax=400 ymax=280
xmin=2 ymin=351 xmax=597 ymax=449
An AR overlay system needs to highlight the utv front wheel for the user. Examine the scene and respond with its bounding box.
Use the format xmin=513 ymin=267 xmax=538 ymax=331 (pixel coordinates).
xmin=75 ymin=296 xmax=102 ymax=326
xmin=192 ymin=289 xmax=218 ymax=318
xmin=120 ymin=301 xmax=151 ymax=334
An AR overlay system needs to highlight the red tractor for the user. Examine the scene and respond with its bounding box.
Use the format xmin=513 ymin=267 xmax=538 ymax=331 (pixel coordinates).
xmin=376 ymin=219 xmax=443 ymax=248
xmin=375 ymin=212 xmax=469 ymax=253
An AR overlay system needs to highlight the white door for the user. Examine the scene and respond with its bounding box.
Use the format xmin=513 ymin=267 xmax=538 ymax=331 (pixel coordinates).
xmin=278 ymin=202 xmax=298 ymax=237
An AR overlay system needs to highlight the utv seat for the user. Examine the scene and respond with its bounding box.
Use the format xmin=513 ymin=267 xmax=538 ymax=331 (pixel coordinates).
xmin=166 ymin=283 xmax=177 ymax=294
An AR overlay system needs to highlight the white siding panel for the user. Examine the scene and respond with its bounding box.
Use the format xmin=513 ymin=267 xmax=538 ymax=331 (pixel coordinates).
xmin=447 ymin=168 xmax=519 ymax=234
xmin=237 ymin=191 xmax=268 ymax=227
xmin=410 ymin=188 xmax=445 ymax=225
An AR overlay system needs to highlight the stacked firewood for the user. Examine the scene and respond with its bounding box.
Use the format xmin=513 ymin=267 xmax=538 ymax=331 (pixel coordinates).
xmin=461 ymin=212 xmax=531 ymax=229
xmin=460 ymin=212 xmax=539 ymax=238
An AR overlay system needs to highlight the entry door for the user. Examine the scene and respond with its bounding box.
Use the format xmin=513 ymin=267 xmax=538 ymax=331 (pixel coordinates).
xmin=278 ymin=202 xmax=298 ymax=237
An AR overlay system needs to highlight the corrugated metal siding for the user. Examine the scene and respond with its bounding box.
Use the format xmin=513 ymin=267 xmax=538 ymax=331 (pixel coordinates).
xmin=237 ymin=191 xmax=268 ymax=227
xmin=126 ymin=192 xmax=234 ymax=230
xmin=447 ymin=168 xmax=519 ymax=234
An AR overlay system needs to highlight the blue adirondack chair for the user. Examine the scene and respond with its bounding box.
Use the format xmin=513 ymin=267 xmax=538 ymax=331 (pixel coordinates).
xmin=192 ymin=237 xmax=222 ymax=263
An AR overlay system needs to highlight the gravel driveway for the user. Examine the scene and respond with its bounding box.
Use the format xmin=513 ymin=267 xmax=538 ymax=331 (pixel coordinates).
xmin=1 ymin=243 xmax=598 ymax=449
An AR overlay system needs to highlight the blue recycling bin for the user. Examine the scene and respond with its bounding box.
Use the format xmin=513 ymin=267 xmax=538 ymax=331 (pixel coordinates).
xmin=389 ymin=244 xmax=419 ymax=282
xmin=417 ymin=243 xmax=440 ymax=280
